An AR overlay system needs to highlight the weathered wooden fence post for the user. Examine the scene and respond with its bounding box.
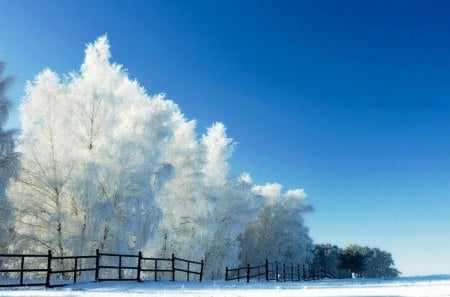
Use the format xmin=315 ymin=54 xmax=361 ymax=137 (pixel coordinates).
xmin=246 ymin=263 xmax=250 ymax=283
xmin=283 ymin=263 xmax=286 ymax=282
xmin=95 ymin=249 xmax=100 ymax=282
xmin=74 ymin=257 xmax=78 ymax=283
xmin=225 ymin=266 xmax=228 ymax=281
xmin=45 ymin=250 xmax=52 ymax=287
xmin=19 ymin=255 xmax=24 ymax=286
xmin=291 ymin=263 xmax=294 ymax=282
xmin=297 ymin=264 xmax=300 ymax=281
xmin=171 ymin=253 xmax=175 ymax=281
xmin=265 ymin=259 xmax=269 ymax=281
xmin=137 ymin=251 xmax=142 ymax=282
xmin=199 ymin=260 xmax=204 ymax=282
xmin=275 ymin=261 xmax=279 ymax=282
xmin=187 ymin=261 xmax=190 ymax=281
xmin=118 ymin=255 xmax=122 ymax=280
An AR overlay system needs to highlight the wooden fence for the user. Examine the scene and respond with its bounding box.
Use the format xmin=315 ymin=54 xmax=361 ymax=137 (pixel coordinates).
xmin=0 ymin=253 xmax=49 ymax=287
xmin=0 ymin=249 xmax=204 ymax=288
xmin=225 ymin=260 xmax=334 ymax=283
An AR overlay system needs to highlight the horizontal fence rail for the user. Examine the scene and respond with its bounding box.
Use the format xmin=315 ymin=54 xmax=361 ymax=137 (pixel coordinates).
xmin=0 ymin=250 xmax=203 ymax=288
xmin=173 ymin=256 xmax=204 ymax=282
xmin=0 ymin=253 xmax=48 ymax=287
xmin=225 ymin=260 xmax=335 ymax=283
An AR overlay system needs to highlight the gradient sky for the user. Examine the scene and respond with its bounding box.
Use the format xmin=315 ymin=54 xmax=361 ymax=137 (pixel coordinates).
xmin=1 ymin=0 xmax=450 ymax=276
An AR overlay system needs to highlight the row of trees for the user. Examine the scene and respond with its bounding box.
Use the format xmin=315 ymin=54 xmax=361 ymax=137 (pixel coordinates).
xmin=0 ymin=36 xmax=314 ymax=280
xmin=311 ymin=244 xmax=400 ymax=278
xmin=0 ymin=36 xmax=400 ymax=280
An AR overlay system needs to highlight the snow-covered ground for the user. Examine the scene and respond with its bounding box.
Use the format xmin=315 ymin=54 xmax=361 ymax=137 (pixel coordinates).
xmin=1 ymin=276 xmax=450 ymax=297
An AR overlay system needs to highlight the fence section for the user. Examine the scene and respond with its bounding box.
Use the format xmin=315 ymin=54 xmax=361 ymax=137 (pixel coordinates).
xmin=0 ymin=250 xmax=203 ymax=288
xmin=49 ymin=251 xmax=97 ymax=286
xmin=96 ymin=251 xmax=140 ymax=282
xmin=140 ymin=254 xmax=173 ymax=281
xmin=225 ymin=260 xmax=334 ymax=283
xmin=224 ymin=265 xmax=248 ymax=282
xmin=0 ymin=253 xmax=49 ymax=287
xmin=173 ymin=256 xmax=204 ymax=282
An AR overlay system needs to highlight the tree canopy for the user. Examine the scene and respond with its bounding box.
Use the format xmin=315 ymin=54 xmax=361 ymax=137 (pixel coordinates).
xmin=311 ymin=243 xmax=400 ymax=279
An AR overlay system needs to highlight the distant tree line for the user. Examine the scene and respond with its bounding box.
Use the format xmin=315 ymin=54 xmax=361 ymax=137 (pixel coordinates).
xmin=311 ymin=244 xmax=400 ymax=278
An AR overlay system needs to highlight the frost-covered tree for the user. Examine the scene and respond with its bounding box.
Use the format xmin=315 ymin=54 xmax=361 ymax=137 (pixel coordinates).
xmin=7 ymin=35 xmax=313 ymax=280
xmin=0 ymin=62 xmax=18 ymax=251
xmin=239 ymin=183 xmax=314 ymax=266
xmin=200 ymin=125 xmax=262 ymax=279
xmin=150 ymin=123 xmax=259 ymax=279
xmin=8 ymin=36 xmax=172 ymax=255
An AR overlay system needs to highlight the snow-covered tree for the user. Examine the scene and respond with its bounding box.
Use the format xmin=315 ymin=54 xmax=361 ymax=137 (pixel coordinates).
xmin=201 ymin=173 xmax=261 ymax=279
xmin=200 ymin=125 xmax=261 ymax=279
xmin=150 ymin=123 xmax=259 ymax=279
xmin=0 ymin=62 xmax=18 ymax=251
xmin=6 ymin=35 xmax=313 ymax=280
xmin=147 ymin=114 xmax=210 ymax=261
xmin=7 ymin=36 xmax=172 ymax=255
xmin=239 ymin=184 xmax=314 ymax=267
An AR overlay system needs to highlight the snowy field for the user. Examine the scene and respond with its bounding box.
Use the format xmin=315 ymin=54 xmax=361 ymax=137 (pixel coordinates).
xmin=1 ymin=276 xmax=450 ymax=297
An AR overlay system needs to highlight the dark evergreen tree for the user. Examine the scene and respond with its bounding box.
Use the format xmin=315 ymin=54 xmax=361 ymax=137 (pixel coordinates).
xmin=313 ymin=243 xmax=401 ymax=279
xmin=338 ymin=245 xmax=366 ymax=277
xmin=311 ymin=244 xmax=348 ymax=278
xmin=360 ymin=247 xmax=400 ymax=278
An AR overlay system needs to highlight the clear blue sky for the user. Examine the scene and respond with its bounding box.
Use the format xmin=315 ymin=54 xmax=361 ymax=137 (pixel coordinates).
xmin=1 ymin=0 xmax=450 ymax=276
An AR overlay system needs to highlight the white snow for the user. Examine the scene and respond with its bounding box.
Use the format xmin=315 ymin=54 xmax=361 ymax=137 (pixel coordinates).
xmin=1 ymin=276 xmax=450 ymax=297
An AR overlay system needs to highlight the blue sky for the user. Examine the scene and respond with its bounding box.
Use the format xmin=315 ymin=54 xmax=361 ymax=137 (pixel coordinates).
xmin=1 ymin=0 xmax=450 ymax=276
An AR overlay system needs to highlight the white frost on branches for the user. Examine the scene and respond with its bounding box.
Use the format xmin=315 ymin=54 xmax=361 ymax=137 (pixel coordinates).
xmin=6 ymin=36 xmax=314 ymax=278
xmin=239 ymin=184 xmax=313 ymax=266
